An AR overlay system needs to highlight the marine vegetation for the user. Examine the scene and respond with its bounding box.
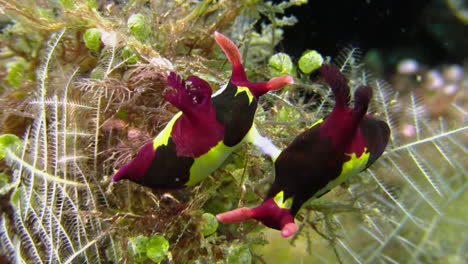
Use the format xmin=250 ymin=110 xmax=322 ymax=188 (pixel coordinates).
xmin=0 ymin=0 xmax=466 ymax=264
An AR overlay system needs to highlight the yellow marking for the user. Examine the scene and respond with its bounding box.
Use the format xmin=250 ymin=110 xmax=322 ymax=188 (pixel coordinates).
xmin=153 ymin=112 xmax=182 ymax=149
xmin=235 ymin=86 xmax=254 ymax=104
xmin=186 ymin=141 xmax=236 ymax=186
xmin=186 ymin=124 xmax=255 ymax=186
xmin=308 ymin=118 xmax=324 ymax=129
xmin=314 ymin=149 xmax=370 ymax=198
xmin=273 ymin=191 xmax=294 ymax=209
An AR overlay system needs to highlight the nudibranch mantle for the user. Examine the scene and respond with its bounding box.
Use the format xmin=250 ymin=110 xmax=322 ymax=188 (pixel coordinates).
xmin=217 ymin=64 xmax=390 ymax=238
xmin=112 ymin=32 xmax=293 ymax=189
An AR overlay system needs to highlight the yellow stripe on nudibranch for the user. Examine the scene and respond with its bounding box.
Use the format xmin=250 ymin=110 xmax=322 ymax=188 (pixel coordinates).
xmin=273 ymin=190 xmax=294 ymax=209
xmin=308 ymin=118 xmax=324 ymax=129
xmin=340 ymin=150 xmax=370 ymax=179
xmin=185 ymin=124 xmax=257 ymax=186
xmin=153 ymin=112 xmax=183 ymax=149
xmin=185 ymin=140 xmax=236 ymax=186
xmin=235 ymin=86 xmax=254 ymax=104
xmin=314 ymin=149 xmax=370 ymax=198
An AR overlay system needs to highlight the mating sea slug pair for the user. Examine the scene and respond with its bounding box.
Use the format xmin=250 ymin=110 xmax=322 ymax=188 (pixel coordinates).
xmin=113 ymin=32 xmax=390 ymax=238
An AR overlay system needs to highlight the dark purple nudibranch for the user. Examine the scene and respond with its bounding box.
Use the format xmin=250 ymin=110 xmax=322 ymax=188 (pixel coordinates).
xmin=112 ymin=32 xmax=294 ymax=189
xmin=217 ymin=64 xmax=390 ymax=237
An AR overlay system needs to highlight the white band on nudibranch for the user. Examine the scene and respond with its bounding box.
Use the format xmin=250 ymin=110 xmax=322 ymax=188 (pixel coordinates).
xmin=247 ymin=126 xmax=281 ymax=161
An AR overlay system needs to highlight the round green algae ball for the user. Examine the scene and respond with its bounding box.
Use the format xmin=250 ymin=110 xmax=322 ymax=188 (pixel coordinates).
xmin=127 ymin=13 xmax=151 ymax=41
xmin=6 ymin=59 xmax=26 ymax=87
xmin=268 ymin=52 xmax=294 ymax=77
xmin=121 ymin=47 xmax=138 ymax=64
xmin=200 ymin=213 xmax=219 ymax=236
xmin=146 ymin=235 xmax=169 ymax=263
xmin=298 ymin=50 xmax=323 ymax=74
xmin=227 ymin=244 xmax=252 ymax=264
xmin=0 ymin=134 xmax=22 ymax=159
xmin=127 ymin=235 xmax=149 ymax=263
xmin=83 ymin=28 xmax=101 ymax=51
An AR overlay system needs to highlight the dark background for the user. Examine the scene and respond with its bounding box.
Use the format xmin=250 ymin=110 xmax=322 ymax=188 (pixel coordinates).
xmin=270 ymin=0 xmax=468 ymax=73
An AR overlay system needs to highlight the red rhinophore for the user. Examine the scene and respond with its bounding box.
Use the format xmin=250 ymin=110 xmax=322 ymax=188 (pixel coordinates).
xmin=214 ymin=31 xmax=294 ymax=98
xmin=319 ymin=64 xmax=350 ymax=110
xmin=318 ymin=64 xmax=372 ymax=151
xmin=213 ymin=31 xmax=247 ymax=84
xmin=216 ymin=207 xmax=254 ymax=223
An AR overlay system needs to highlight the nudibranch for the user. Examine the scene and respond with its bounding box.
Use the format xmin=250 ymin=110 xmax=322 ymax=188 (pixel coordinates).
xmin=112 ymin=32 xmax=294 ymax=188
xmin=216 ymin=64 xmax=390 ymax=237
